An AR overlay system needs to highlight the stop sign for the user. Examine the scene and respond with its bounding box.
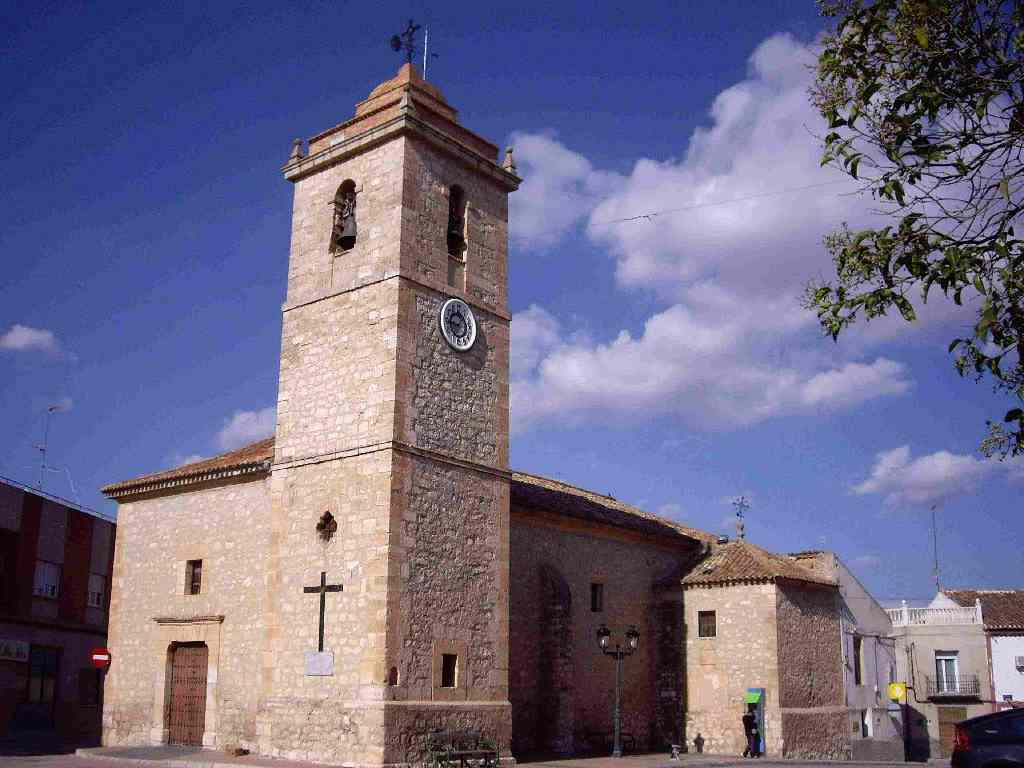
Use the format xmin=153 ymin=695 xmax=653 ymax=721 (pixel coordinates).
xmin=91 ymin=647 xmax=111 ymax=669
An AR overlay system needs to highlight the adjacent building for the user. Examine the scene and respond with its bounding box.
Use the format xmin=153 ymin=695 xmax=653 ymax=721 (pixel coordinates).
xmin=937 ymin=590 xmax=1024 ymax=708
xmin=0 ymin=475 xmax=116 ymax=743
xmin=888 ymin=594 xmax=993 ymax=759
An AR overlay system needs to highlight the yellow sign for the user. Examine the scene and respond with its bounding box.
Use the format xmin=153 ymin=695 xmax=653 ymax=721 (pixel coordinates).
xmin=888 ymin=682 xmax=907 ymax=702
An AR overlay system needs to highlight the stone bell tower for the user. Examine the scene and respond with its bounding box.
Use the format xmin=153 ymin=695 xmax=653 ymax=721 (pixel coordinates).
xmin=258 ymin=65 xmax=520 ymax=765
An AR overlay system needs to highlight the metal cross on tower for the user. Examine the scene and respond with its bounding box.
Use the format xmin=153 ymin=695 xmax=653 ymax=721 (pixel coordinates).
xmin=390 ymin=19 xmax=421 ymax=66
xmin=732 ymin=495 xmax=750 ymax=540
xmin=303 ymin=571 xmax=344 ymax=652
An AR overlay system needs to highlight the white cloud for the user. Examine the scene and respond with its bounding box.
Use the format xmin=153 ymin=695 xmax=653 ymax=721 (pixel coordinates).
xmin=656 ymin=502 xmax=683 ymax=518
xmin=170 ymin=453 xmax=206 ymax=467
xmin=1 ymin=324 xmax=59 ymax=353
xmin=853 ymin=445 xmax=1020 ymax=507
xmin=508 ymin=34 xmax=925 ymax=434
xmin=216 ymin=407 xmax=275 ymax=450
xmin=53 ymin=397 xmax=73 ymax=412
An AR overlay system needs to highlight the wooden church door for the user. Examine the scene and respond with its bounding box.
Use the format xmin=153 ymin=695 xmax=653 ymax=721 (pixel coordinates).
xmin=167 ymin=643 xmax=208 ymax=745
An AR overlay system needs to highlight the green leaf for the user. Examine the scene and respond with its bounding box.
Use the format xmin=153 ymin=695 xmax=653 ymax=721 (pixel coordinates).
xmin=1006 ymin=409 xmax=1024 ymax=423
xmin=913 ymin=27 xmax=929 ymax=48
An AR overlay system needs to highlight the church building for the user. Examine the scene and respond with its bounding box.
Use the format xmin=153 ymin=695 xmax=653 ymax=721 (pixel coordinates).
xmin=100 ymin=65 xmax=857 ymax=765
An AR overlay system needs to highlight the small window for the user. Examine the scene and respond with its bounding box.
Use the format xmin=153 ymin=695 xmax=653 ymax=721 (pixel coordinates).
xmin=853 ymin=636 xmax=864 ymax=685
xmin=698 ymin=610 xmax=717 ymax=638
xmin=78 ymin=668 xmax=102 ymax=705
xmin=33 ymin=560 xmax=60 ymax=599
xmin=28 ymin=646 xmax=59 ymax=704
xmin=87 ymin=573 xmax=106 ymax=608
xmin=447 ymin=185 xmax=466 ymax=258
xmin=186 ymin=559 xmax=203 ymax=595
xmin=590 ymin=583 xmax=604 ymax=613
xmin=441 ymin=653 xmax=458 ymax=688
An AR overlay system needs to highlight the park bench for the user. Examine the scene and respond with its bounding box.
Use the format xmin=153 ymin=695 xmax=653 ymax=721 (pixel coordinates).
xmin=425 ymin=729 xmax=499 ymax=768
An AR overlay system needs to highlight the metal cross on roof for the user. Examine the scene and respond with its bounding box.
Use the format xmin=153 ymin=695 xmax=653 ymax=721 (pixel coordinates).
xmin=732 ymin=495 xmax=750 ymax=540
xmin=390 ymin=19 xmax=421 ymax=66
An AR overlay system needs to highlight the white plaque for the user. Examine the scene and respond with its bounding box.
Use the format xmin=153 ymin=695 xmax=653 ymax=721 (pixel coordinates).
xmin=305 ymin=651 xmax=334 ymax=676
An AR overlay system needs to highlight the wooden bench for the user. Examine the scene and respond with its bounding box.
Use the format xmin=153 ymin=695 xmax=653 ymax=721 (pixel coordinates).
xmin=425 ymin=730 xmax=499 ymax=768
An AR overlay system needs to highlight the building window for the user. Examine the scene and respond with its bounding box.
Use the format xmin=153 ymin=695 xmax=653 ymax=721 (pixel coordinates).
xmin=440 ymin=653 xmax=458 ymax=688
xmin=853 ymin=635 xmax=864 ymax=685
xmin=860 ymin=709 xmax=871 ymax=737
xmin=935 ymin=651 xmax=959 ymax=693
xmin=32 ymin=560 xmax=61 ymax=599
xmin=590 ymin=583 xmax=604 ymax=613
xmin=87 ymin=573 xmax=106 ymax=608
xmin=698 ymin=610 xmax=717 ymax=638
xmin=186 ymin=560 xmax=203 ymax=595
xmin=78 ymin=668 xmax=102 ymax=706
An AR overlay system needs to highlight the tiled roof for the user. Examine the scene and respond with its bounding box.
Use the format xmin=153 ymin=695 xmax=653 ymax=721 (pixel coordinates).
xmin=101 ymin=438 xmax=274 ymax=497
xmin=944 ymin=590 xmax=1024 ymax=631
xmin=682 ymin=539 xmax=836 ymax=588
xmin=101 ymin=438 xmax=715 ymax=547
xmin=511 ymin=471 xmax=718 ymax=546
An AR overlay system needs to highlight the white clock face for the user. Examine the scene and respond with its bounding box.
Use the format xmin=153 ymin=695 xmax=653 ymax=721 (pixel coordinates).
xmin=439 ymin=298 xmax=477 ymax=352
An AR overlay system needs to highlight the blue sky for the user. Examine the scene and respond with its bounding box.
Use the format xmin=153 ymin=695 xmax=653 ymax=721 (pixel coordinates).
xmin=2 ymin=0 xmax=1021 ymax=602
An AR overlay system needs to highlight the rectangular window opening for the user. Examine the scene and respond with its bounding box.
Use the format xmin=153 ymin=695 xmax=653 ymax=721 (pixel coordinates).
xmin=698 ymin=610 xmax=717 ymax=638
xmin=441 ymin=653 xmax=458 ymax=688
xmin=186 ymin=559 xmax=203 ymax=595
xmin=590 ymin=582 xmax=604 ymax=613
xmin=32 ymin=560 xmax=61 ymax=599
xmin=853 ymin=636 xmax=864 ymax=685
xmin=87 ymin=573 xmax=106 ymax=608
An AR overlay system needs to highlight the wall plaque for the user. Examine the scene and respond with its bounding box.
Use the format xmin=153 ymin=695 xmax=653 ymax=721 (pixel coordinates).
xmin=305 ymin=650 xmax=334 ymax=676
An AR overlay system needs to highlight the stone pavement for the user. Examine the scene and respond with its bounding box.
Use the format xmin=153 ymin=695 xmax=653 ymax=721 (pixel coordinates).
xmin=0 ymin=747 xmax=948 ymax=768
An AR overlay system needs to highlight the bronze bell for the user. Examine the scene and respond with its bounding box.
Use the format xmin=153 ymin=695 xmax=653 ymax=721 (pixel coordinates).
xmin=337 ymin=216 xmax=357 ymax=251
xmin=447 ymin=213 xmax=464 ymax=255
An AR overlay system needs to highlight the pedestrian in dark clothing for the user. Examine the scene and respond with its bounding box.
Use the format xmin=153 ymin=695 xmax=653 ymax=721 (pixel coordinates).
xmin=742 ymin=703 xmax=761 ymax=757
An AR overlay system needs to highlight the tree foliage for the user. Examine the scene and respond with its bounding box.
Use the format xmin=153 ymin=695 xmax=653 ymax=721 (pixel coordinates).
xmin=807 ymin=0 xmax=1024 ymax=456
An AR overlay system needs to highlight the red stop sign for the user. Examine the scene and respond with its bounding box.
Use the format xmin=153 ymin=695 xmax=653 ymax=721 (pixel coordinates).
xmin=91 ymin=647 xmax=111 ymax=669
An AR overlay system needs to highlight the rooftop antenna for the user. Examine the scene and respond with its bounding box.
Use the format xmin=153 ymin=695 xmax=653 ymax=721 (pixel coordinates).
xmin=732 ymin=495 xmax=750 ymax=540
xmin=931 ymin=503 xmax=941 ymax=593
xmin=390 ymin=19 xmax=421 ymax=67
xmin=36 ymin=402 xmax=67 ymax=491
xmin=422 ymin=26 xmax=440 ymax=80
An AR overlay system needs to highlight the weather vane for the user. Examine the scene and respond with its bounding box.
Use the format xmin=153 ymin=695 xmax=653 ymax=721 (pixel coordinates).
xmin=390 ymin=20 xmax=421 ymax=66
xmin=732 ymin=495 xmax=750 ymax=540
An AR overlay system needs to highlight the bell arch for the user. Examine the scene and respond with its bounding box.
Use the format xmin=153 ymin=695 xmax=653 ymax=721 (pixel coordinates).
xmin=331 ymin=179 xmax=357 ymax=252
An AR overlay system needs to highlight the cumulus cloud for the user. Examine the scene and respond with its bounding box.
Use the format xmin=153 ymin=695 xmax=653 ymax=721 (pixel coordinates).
xmin=853 ymin=445 xmax=1021 ymax=507
xmin=507 ymin=34 xmax=930 ymax=434
xmin=216 ymin=407 xmax=275 ymax=450
xmin=1 ymin=324 xmax=59 ymax=353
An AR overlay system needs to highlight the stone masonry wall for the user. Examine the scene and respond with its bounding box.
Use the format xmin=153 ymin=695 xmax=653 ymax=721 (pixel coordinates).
xmin=102 ymin=477 xmax=270 ymax=748
xmin=509 ymin=512 xmax=694 ymax=758
xmin=258 ymin=450 xmax=394 ymax=765
xmin=683 ymin=583 xmax=782 ymax=756
xmin=775 ymin=581 xmax=849 ymax=760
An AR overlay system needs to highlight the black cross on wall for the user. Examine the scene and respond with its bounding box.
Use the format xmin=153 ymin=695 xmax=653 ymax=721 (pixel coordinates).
xmin=303 ymin=571 xmax=343 ymax=652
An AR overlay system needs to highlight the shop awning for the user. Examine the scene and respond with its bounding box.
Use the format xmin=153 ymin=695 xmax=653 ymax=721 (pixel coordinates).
xmin=744 ymin=690 xmax=762 ymax=704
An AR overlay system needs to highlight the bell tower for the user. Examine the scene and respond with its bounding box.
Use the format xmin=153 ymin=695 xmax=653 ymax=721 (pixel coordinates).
xmin=260 ymin=65 xmax=520 ymax=765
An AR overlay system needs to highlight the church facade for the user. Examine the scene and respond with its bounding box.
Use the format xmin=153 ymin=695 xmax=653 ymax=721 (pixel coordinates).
xmin=100 ymin=66 xmax=859 ymax=765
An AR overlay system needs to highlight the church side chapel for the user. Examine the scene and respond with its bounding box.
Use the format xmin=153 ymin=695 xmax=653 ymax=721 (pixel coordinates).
xmin=100 ymin=61 xmax=856 ymax=765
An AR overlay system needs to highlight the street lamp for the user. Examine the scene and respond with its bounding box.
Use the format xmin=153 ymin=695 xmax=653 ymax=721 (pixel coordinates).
xmin=596 ymin=623 xmax=640 ymax=758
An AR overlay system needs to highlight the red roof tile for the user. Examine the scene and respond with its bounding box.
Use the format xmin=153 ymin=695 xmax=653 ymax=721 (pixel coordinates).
xmin=944 ymin=590 xmax=1024 ymax=631
xmin=682 ymin=539 xmax=836 ymax=588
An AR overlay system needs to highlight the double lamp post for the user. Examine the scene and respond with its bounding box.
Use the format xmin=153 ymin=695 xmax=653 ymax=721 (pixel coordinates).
xmin=596 ymin=624 xmax=640 ymax=758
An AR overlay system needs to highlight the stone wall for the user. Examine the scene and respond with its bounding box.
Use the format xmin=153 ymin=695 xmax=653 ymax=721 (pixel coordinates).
xmin=509 ymin=510 xmax=694 ymax=758
xmin=683 ymin=582 xmax=782 ymax=756
xmin=775 ymin=581 xmax=848 ymax=759
xmin=103 ymin=477 xmax=270 ymax=749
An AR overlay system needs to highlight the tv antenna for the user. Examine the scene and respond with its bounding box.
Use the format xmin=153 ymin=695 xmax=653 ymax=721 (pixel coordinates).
xmin=732 ymin=495 xmax=750 ymax=540
xmin=36 ymin=402 xmax=68 ymax=491
xmin=931 ymin=503 xmax=941 ymax=592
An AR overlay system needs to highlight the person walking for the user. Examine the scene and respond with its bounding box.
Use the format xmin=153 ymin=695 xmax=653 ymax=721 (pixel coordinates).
xmin=742 ymin=703 xmax=761 ymax=758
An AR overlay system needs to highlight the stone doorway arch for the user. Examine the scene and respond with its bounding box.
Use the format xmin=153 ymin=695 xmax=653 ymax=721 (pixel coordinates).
xmin=537 ymin=563 xmax=575 ymax=755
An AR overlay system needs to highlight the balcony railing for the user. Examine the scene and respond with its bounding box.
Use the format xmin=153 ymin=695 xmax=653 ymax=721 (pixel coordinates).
xmin=887 ymin=604 xmax=982 ymax=627
xmin=926 ymin=675 xmax=981 ymax=698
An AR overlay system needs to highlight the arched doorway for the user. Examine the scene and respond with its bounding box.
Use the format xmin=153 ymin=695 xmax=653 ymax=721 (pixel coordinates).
xmin=537 ymin=563 xmax=575 ymax=755
xmin=165 ymin=642 xmax=208 ymax=746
